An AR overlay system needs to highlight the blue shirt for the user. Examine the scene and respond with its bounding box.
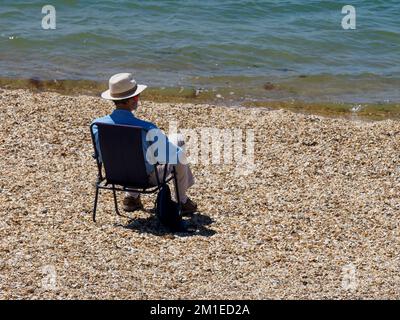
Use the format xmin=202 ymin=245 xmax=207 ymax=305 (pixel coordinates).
xmin=91 ymin=109 xmax=181 ymax=175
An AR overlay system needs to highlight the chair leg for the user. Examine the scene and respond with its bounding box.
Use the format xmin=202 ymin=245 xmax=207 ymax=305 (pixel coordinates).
xmin=112 ymin=185 xmax=121 ymax=216
xmin=172 ymin=167 xmax=182 ymax=213
xmin=93 ymin=186 xmax=100 ymax=222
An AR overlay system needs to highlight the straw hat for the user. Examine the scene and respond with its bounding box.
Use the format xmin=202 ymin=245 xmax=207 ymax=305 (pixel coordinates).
xmin=101 ymin=73 xmax=147 ymax=100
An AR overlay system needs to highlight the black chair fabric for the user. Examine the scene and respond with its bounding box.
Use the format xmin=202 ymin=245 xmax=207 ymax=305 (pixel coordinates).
xmin=96 ymin=123 xmax=149 ymax=188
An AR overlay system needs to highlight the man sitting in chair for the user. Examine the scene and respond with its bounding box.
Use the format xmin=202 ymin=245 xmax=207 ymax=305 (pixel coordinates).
xmin=92 ymin=72 xmax=197 ymax=215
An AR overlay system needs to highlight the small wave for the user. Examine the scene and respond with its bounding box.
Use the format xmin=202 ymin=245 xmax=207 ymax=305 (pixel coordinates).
xmin=57 ymin=32 xmax=129 ymax=46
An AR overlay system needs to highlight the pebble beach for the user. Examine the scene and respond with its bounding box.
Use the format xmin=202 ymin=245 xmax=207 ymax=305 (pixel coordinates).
xmin=1 ymin=88 xmax=400 ymax=299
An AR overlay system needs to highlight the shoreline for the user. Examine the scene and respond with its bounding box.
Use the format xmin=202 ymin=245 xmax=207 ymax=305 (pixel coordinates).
xmin=1 ymin=88 xmax=400 ymax=299
xmin=1 ymin=77 xmax=400 ymax=121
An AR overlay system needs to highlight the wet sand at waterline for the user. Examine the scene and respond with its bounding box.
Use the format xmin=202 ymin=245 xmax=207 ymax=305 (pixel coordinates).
xmin=1 ymin=88 xmax=400 ymax=299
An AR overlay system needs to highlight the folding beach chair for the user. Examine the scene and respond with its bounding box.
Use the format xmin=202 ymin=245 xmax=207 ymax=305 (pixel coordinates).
xmin=89 ymin=122 xmax=181 ymax=222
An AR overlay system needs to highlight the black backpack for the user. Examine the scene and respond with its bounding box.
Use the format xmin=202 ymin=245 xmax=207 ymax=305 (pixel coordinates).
xmin=156 ymin=184 xmax=184 ymax=231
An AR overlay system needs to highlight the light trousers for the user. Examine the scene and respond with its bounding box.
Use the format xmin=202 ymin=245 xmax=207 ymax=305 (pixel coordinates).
xmin=128 ymin=133 xmax=195 ymax=203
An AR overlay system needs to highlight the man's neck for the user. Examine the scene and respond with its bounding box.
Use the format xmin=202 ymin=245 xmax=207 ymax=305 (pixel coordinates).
xmin=116 ymin=106 xmax=133 ymax=113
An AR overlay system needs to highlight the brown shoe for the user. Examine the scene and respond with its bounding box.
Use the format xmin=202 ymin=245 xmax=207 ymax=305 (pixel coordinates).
xmin=123 ymin=195 xmax=144 ymax=212
xmin=181 ymin=198 xmax=197 ymax=215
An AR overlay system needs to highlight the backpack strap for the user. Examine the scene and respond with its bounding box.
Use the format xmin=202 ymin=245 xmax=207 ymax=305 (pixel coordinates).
xmin=154 ymin=163 xmax=170 ymax=188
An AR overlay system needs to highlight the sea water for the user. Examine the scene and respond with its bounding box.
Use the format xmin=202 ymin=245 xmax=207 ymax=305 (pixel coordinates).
xmin=0 ymin=0 xmax=399 ymax=105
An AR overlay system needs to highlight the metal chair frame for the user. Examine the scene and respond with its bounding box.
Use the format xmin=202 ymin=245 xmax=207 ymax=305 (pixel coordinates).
xmin=90 ymin=122 xmax=181 ymax=222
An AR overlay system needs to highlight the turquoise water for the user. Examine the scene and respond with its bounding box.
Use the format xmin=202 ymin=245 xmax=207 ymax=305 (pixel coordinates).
xmin=0 ymin=0 xmax=399 ymax=103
